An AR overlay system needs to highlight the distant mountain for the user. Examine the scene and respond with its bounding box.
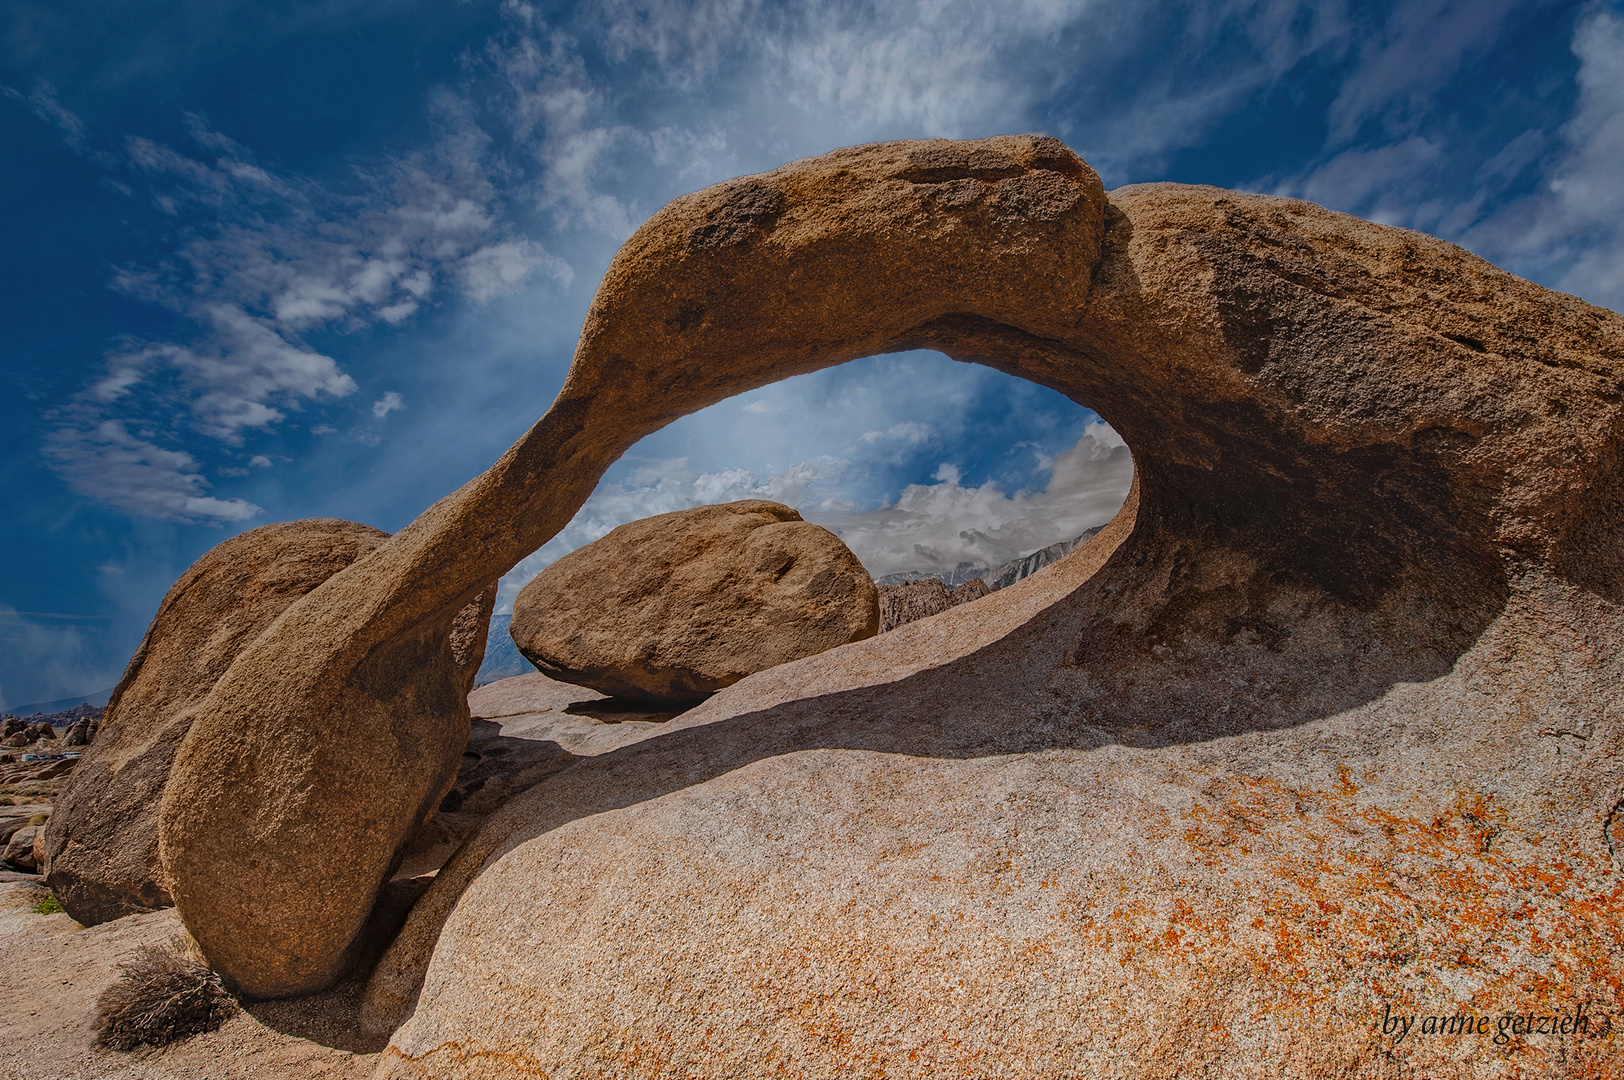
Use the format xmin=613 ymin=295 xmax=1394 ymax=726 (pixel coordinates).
xmin=874 ymin=526 xmax=1104 ymax=593
xmin=981 ymin=526 xmax=1104 ymax=590
xmin=874 ymin=561 xmax=995 ymax=588
xmin=475 ymin=614 xmax=539 ymax=686
xmin=6 ymin=687 xmax=114 ymax=717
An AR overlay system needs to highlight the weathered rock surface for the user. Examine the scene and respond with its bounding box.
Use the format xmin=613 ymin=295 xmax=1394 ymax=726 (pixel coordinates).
xmin=43 ymin=520 xmax=389 ymax=927
xmin=3 ymin=826 xmax=39 ymax=871
xmin=510 ymin=500 xmax=880 ymax=703
xmin=359 ymin=672 xmax=682 ymax=1039
xmin=878 ymin=575 xmax=992 ymax=632
xmin=46 ymin=519 xmax=495 ymax=933
xmin=145 ymin=134 xmax=1623 ymax=1075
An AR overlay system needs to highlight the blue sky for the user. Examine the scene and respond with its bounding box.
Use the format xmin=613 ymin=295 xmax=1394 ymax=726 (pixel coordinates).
xmin=3 ymin=0 xmax=1620 ymax=709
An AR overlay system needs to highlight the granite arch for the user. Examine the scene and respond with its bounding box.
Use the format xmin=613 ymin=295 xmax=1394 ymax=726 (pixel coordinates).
xmin=154 ymin=134 xmax=1624 ymax=1007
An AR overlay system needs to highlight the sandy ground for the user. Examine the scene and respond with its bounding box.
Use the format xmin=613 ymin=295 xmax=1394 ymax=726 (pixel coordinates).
xmin=0 ymin=678 xmax=681 ymax=1080
xmin=0 ymin=880 xmax=380 ymax=1080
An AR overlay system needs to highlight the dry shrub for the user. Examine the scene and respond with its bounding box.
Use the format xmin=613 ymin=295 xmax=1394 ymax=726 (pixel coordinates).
xmin=94 ymin=944 xmax=237 ymax=1049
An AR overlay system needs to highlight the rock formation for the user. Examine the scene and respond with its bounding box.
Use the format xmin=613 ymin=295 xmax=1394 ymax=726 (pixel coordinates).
xmin=3 ymin=824 xmax=41 ymax=871
xmin=45 ymin=519 xmax=494 ymax=930
xmin=44 ymin=520 xmax=389 ymax=924
xmin=878 ymin=575 xmax=992 ymax=632
xmin=509 ymin=500 xmax=880 ymax=703
xmin=143 ymin=134 xmax=1622 ymax=1077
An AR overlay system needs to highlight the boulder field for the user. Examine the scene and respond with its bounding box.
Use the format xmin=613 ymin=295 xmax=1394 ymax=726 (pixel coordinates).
xmin=510 ymin=500 xmax=879 ymax=703
xmin=140 ymin=134 xmax=1621 ymax=1077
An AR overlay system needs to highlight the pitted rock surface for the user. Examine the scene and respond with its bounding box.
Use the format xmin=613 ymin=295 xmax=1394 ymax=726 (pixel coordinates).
xmin=149 ymin=134 xmax=1623 ymax=1077
xmin=510 ymin=500 xmax=879 ymax=704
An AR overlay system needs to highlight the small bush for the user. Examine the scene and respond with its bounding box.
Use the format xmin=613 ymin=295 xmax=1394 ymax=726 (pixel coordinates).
xmin=94 ymin=944 xmax=237 ymax=1050
xmin=32 ymin=894 xmax=62 ymax=915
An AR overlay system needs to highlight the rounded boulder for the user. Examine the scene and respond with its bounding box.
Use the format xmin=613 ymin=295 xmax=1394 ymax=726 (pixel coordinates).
xmin=42 ymin=520 xmax=391 ymax=924
xmin=510 ymin=501 xmax=879 ymax=704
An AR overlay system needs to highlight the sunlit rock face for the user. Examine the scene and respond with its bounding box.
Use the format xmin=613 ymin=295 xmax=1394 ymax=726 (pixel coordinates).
xmin=509 ymin=500 xmax=879 ymax=704
xmin=45 ymin=519 xmax=390 ymax=927
xmin=151 ymin=134 xmax=1621 ymax=1076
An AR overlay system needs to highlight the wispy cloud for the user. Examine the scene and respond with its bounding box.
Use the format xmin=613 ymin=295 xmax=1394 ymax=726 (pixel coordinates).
xmin=1268 ymin=135 xmax=1446 ymax=225
xmin=29 ymin=83 xmax=568 ymax=522
xmin=43 ymin=420 xmax=261 ymax=524
xmin=1458 ymin=5 xmax=1624 ymax=310
xmin=580 ymin=0 xmax=1360 ymax=181
xmin=1263 ymin=5 xmax=1624 ymax=313
xmin=1326 ymin=0 xmax=1533 ymax=143
xmin=5 ymin=80 xmax=92 ymax=154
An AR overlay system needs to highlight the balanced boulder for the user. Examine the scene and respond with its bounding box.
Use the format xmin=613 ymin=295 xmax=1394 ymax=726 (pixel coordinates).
xmin=509 ymin=501 xmax=879 ymax=704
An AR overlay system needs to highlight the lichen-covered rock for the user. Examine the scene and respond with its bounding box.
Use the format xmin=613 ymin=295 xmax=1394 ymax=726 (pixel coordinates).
xmin=510 ymin=501 xmax=879 ymax=703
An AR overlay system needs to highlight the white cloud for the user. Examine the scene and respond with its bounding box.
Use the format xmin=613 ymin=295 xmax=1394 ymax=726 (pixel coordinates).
xmin=372 ymin=391 xmax=407 ymax=419
xmin=1267 ymin=135 xmax=1445 ymax=223
xmin=490 ymin=422 xmax=1132 ymax=613
xmin=37 ymin=84 xmax=568 ymax=520
xmin=485 ymin=6 xmax=643 ymax=236
xmin=860 ymin=421 xmax=936 ymax=445
xmin=813 ymin=422 xmax=1133 ymax=578
xmin=458 ymin=238 xmax=571 ymax=301
xmin=1457 ymin=6 xmax=1624 ymax=311
xmin=44 ymin=420 xmax=263 ymax=524
xmin=487 ymin=0 xmax=1368 ymax=230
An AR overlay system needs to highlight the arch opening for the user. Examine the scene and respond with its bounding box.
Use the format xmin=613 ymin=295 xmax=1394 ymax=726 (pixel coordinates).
xmin=478 ymin=349 xmax=1135 ymax=686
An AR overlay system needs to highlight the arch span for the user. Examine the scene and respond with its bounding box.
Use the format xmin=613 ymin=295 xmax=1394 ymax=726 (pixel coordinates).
xmin=157 ymin=135 xmax=1624 ymax=999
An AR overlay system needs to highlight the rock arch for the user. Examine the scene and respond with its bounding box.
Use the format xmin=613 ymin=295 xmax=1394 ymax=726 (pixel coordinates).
xmin=156 ymin=135 xmax=1624 ymax=1002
